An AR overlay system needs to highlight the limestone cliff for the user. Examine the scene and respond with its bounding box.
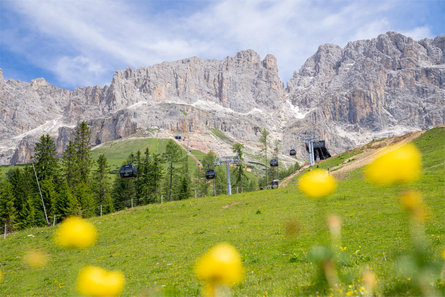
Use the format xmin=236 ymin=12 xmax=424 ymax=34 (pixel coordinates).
xmin=0 ymin=32 xmax=443 ymax=165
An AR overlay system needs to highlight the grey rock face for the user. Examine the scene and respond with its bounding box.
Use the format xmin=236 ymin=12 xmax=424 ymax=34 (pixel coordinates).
xmin=0 ymin=32 xmax=444 ymax=165
xmin=286 ymin=32 xmax=445 ymax=154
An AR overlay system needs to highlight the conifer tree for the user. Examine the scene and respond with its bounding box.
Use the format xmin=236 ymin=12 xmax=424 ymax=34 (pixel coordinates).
xmin=149 ymin=153 xmax=164 ymax=200
xmin=54 ymin=181 xmax=80 ymax=219
xmin=134 ymin=151 xmax=144 ymax=202
xmin=259 ymin=128 xmax=270 ymax=187
xmin=39 ymin=179 xmax=57 ymax=217
xmin=34 ymin=134 xmax=59 ymax=182
xmin=73 ymin=121 xmax=92 ymax=184
xmin=74 ymin=182 xmax=95 ymax=217
xmin=92 ymin=154 xmax=113 ymax=214
xmin=232 ymin=142 xmax=248 ymax=189
xmin=0 ymin=180 xmax=17 ymax=232
xmin=19 ymin=197 xmax=36 ymax=229
xmin=62 ymin=140 xmax=78 ymax=188
xmin=163 ymin=140 xmax=182 ymax=201
xmin=178 ymin=176 xmax=190 ymax=200
xmin=112 ymin=173 xmax=136 ymax=210
xmin=7 ymin=168 xmax=26 ymax=217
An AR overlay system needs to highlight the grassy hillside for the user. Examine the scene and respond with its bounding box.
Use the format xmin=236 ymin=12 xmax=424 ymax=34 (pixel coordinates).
xmin=0 ymin=128 xmax=444 ymax=296
xmin=91 ymin=137 xmax=202 ymax=173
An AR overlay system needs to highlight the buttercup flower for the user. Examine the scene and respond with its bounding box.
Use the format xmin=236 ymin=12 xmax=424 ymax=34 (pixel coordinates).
xmin=194 ymin=243 xmax=244 ymax=291
xmin=77 ymin=266 xmax=125 ymax=297
xmin=298 ymin=169 xmax=337 ymax=198
xmin=364 ymin=143 xmax=421 ymax=186
xmin=54 ymin=216 xmax=97 ymax=249
xmin=23 ymin=250 xmax=48 ymax=268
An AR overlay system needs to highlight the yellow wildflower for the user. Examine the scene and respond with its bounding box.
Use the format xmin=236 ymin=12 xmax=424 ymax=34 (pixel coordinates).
xmin=194 ymin=243 xmax=244 ymax=289
xmin=327 ymin=214 xmax=342 ymax=238
xmin=23 ymin=250 xmax=48 ymax=268
xmin=442 ymin=249 xmax=445 ymax=260
xmin=298 ymin=169 xmax=337 ymax=198
xmin=399 ymin=191 xmax=428 ymax=221
xmin=0 ymin=270 xmax=3 ymax=282
xmin=363 ymin=270 xmax=377 ymax=292
xmin=364 ymin=143 xmax=421 ymax=186
xmin=77 ymin=266 xmax=125 ymax=297
xmin=54 ymin=216 xmax=97 ymax=249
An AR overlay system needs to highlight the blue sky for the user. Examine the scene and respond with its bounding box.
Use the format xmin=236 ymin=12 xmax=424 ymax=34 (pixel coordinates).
xmin=0 ymin=0 xmax=444 ymax=89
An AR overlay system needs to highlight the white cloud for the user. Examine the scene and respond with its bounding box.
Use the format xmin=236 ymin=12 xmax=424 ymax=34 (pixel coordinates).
xmin=401 ymin=26 xmax=433 ymax=40
xmin=2 ymin=0 xmax=438 ymax=88
xmin=54 ymin=56 xmax=108 ymax=87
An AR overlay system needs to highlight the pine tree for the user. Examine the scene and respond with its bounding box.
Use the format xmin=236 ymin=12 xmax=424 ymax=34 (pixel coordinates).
xmin=232 ymin=143 xmax=248 ymax=188
xmin=178 ymin=176 xmax=190 ymax=200
xmin=34 ymin=134 xmax=59 ymax=182
xmin=74 ymin=182 xmax=95 ymax=217
xmin=112 ymin=173 xmax=136 ymax=210
xmin=54 ymin=181 xmax=80 ymax=219
xmin=62 ymin=140 xmax=79 ymax=188
xmin=92 ymin=154 xmax=113 ymax=214
xmin=259 ymin=128 xmax=270 ymax=187
xmin=19 ymin=197 xmax=36 ymax=229
xmin=149 ymin=153 xmax=164 ymax=201
xmin=36 ymin=179 xmax=58 ymax=224
xmin=163 ymin=140 xmax=182 ymax=201
xmin=7 ymin=168 xmax=26 ymax=217
xmin=0 ymin=180 xmax=17 ymax=232
xmin=134 ymin=151 xmax=145 ymax=203
xmin=73 ymin=121 xmax=92 ymax=184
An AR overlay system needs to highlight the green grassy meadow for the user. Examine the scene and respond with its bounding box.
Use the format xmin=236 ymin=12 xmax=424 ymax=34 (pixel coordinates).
xmin=91 ymin=137 xmax=201 ymax=173
xmin=0 ymin=128 xmax=444 ymax=296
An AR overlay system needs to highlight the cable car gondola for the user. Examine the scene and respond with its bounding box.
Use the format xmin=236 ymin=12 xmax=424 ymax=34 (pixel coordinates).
xmin=120 ymin=164 xmax=137 ymax=179
xmin=270 ymin=159 xmax=278 ymax=167
xmin=205 ymin=169 xmax=217 ymax=180
xmin=271 ymin=179 xmax=279 ymax=189
xmin=289 ymin=149 xmax=296 ymax=156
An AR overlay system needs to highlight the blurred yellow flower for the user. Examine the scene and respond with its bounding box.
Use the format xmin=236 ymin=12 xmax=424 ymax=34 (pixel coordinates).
xmin=298 ymin=169 xmax=337 ymax=199
xmin=363 ymin=270 xmax=377 ymax=292
xmin=194 ymin=243 xmax=244 ymax=289
xmin=327 ymin=214 xmax=342 ymax=238
xmin=0 ymin=270 xmax=3 ymax=282
xmin=23 ymin=250 xmax=48 ymax=268
xmin=399 ymin=191 xmax=428 ymax=222
xmin=364 ymin=143 xmax=421 ymax=186
xmin=77 ymin=266 xmax=125 ymax=297
xmin=54 ymin=216 xmax=97 ymax=249
xmin=441 ymin=249 xmax=445 ymax=260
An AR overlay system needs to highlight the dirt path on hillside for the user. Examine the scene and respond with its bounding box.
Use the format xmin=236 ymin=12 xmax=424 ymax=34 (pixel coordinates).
xmin=173 ymin=138 xmax=203 ymax=168
xmin=330 ymin=130 xmax=425 ymax=180
xmin=279 ymin=164 xmax=309 ymax=188
xmin=279 ymin=130 xmax=425 ymax=187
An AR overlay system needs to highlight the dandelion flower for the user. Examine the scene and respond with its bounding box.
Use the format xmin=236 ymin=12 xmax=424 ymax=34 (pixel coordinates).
xmin=298 ymin=169 xmax=337 ymax=199
xmin=364 ymin=143 xmax=421 ymax=186
xmin=54 ymin=216 xmax=97 ymax=249
xmin=23 ymin=250 xmax=48 ymax=268
xmin=77 ymin=266 xmax=125 ymax=297
xmin=194 ymin=243 xmax=244 ymax=291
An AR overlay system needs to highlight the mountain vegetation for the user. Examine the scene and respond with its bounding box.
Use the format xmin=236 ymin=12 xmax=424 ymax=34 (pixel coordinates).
xmin=0 ymin=127 xmax=443 ymax=296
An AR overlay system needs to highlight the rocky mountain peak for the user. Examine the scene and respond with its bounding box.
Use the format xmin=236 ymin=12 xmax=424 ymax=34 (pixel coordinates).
xmin=1 ymin=32 xmax=444 ymax=165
